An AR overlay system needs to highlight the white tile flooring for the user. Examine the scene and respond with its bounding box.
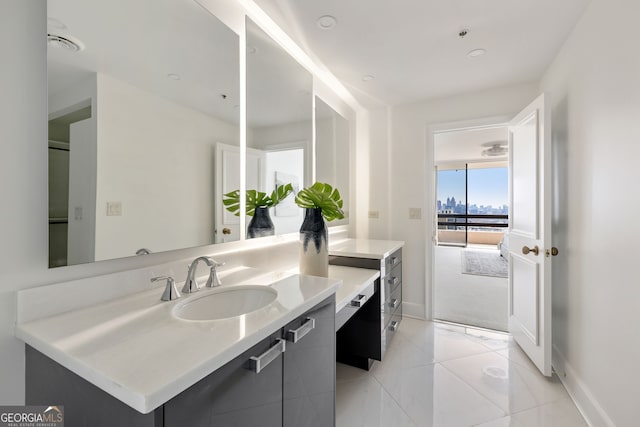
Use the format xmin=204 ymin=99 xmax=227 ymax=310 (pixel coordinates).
xmin=336 ymin=318 xmax=587 ymax=427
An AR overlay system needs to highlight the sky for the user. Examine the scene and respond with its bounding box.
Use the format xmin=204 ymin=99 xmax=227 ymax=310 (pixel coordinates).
xmin=437 ymin=167 xmax=508 ymax=207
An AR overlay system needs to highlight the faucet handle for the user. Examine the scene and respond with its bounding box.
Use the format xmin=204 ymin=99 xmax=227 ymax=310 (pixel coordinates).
xmin=152 ymin=276 xmax=181 ymax=301
xmin=205 ymin=260 xmax=225 ymax=288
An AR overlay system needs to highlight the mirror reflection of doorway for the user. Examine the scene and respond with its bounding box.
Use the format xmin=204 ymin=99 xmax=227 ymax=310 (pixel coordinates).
xmin=433 ymin=125 xmax=510 ymax=331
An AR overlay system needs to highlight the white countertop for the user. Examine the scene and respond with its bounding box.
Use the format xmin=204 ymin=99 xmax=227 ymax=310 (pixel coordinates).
xmin=329 ymin=238 xmax=404 ymax=259
xmin=329 ymin=266 xmax=379 ymax=312
xmin=15 ymin=273 xmax=340 ymax=414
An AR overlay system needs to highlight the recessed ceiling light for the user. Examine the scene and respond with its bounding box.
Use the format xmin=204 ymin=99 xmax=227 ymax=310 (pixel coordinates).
xmin=362 ymin=74 xmax=375 ymax=82
xmin=467 ymin=48 xmax=486 ymax=58
xmin=316 ymin=15 xmax=337 ymax=30
xmin=167 ymin=73 xmax=181 ymax=80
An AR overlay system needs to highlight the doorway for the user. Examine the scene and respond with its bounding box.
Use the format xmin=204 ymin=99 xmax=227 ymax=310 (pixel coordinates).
xmin=432 ymin=125 xmax=510 ymax=331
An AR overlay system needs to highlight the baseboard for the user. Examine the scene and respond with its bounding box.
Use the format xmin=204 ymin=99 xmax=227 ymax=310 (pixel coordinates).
xmin=401 ymin=302 xmax=425 ymax=319
xmin=552 ymin=345 xmax=616 ymax=427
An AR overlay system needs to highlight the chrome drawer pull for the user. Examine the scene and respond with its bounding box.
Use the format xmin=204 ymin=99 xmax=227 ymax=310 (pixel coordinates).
xmin=389 ymin=299 xmax=399 ymax=309
xmin=247 ymin=339 xmax=285 ymax=373
xmin=390 ymin=256 xmax=400 ymax=266
xmin=388 ymin=321 xmax=399 ymax=332
xmin=351 ymin=294 xmax=367 ymax=307
xmin=286 ymin=317 xmax=315 ymax=343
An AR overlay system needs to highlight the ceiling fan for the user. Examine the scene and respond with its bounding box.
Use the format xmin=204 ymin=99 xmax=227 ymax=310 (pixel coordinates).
xmin=481 ymin=140 xmax=508 ymax=157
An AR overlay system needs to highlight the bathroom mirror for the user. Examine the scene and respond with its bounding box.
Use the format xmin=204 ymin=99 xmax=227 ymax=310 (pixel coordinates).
xmin=245 ymin=18 xmax=313 ymax=237
xmin=315 ymin=97 xmax=350 ymax=225
xmin=47 ymin=0 xmax=240 ymax=267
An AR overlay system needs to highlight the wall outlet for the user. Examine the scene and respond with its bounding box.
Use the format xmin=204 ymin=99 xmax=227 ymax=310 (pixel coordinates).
xmin=107 ymin=201 xmax=122 ymax=216
xmin=368 ymin=210 xmax=379 ymax=219
xmin=409 ymin=208 xmax=422 ymax=220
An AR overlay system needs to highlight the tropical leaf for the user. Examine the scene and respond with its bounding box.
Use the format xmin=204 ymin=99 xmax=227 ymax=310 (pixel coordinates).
xmin=222 ymin=183 xmax=295 ymax=216
xmin=295 ymin=182 xmax=344 ymax=221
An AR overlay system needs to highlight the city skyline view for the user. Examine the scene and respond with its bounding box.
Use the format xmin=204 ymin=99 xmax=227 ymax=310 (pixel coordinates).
xmin=437 ymin=167 xmax=508 ymax=212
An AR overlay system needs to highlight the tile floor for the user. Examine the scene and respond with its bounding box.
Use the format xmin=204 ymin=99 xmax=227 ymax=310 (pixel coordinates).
xmin=336 ymin=318 xmax=587 ymax=427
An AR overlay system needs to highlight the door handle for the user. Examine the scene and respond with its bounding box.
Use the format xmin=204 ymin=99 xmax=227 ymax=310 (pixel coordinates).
xmin=522 ymin=245 xmax=539 ymax=256
xmin=286 ymin=318 xmax=315 ymax=343
xmin=247 ymin=339 xmax=285 ymax=373
xmin=545 ymin=247 xmax=559 ymax=257
xmin=222 ymin=228 xmax=231 ymax=235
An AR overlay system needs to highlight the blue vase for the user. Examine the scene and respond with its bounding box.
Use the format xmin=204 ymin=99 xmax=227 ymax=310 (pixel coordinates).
xmin=299 ymin=207 xmax=328 ymax=277
xmin=247 ymin=207 xmax=275 ymax=239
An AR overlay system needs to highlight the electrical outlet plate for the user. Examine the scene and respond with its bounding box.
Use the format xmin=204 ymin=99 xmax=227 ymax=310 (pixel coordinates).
xmin=368 ymin=210 xmax=379 ymax=219
xmin=107 ymin=201 xmax=122 ymax=216
xmin=409 ymin=208 xmax=422 ymax=220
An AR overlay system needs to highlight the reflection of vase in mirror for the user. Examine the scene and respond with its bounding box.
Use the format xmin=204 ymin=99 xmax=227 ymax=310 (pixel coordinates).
xmin=247 ymin=207 xmax=275 ymax=239
xmin=299 ymin=208 xmax=328 ymax=277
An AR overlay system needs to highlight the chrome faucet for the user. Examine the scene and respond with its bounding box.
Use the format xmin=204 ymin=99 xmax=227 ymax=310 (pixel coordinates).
xmin=136 ymin=248 xmax=152 ymax=255
xmin=151 ymin=276 xmax=181 ymax=301
xmin=183 ymin=256 xmax=225 ymax=293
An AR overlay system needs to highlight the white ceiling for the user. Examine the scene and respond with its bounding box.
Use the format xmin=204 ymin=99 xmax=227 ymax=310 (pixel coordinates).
xmin=434 ymin=126 xmax=508 ymax=164
xmin=255 ymin=0 xmax=591 ymax=107
xmin=47 ymin=0 xmax=240 ymax=124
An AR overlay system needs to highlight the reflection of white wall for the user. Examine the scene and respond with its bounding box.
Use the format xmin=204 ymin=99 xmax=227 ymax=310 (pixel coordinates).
xmin=265 ymin=149 xmax=304 ymax=235
xmin=94 ymin=73 xmax=239 ymax=260
xmin=250 ymin=120 xmax=312 ymax=185
xmin=316 ymin=114 xmax=350 ymax=225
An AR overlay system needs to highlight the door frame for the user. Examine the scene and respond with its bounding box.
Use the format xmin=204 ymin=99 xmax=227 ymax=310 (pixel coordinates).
xmin=425 ymin=115 xmax=513 ymax=321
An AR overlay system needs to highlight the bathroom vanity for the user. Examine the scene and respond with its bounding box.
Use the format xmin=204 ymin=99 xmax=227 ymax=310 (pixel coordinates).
xmin=329 ymin=239 xmax=404 ymax=370
xmin=17 ymin=273 xmax=340 ymax=426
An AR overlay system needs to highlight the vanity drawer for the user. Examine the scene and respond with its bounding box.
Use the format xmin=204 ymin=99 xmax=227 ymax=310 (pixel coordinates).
xmin=385 ymin=249 xmax=402 ymax=272
xmin=383 ymin=267 xmax=402 ymax=299
xmin=381 ymin=312 xmax=402 ymax=354
xmin=382 ymin=286 xmax=402 ymax=329
xmin=336 ymin=280 xmax=376 ymax=331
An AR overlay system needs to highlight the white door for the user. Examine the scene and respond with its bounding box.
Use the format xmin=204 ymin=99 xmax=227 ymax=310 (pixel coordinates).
xmin=215 ymin=144 xmax=265 ymax=243
xmin=508 ymin=93 xmax=553 ymax=376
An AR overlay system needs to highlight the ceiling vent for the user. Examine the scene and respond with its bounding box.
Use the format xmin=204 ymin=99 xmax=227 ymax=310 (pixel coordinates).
xmin=47 ymin=34 xmax=84 ymax=52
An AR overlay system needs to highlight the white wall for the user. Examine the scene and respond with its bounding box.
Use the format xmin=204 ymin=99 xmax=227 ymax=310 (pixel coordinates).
xmin=540 ymin=0 xmax=640 ymax=425
xmin=0 ymin=0 xmax=47 ymax=405
xmin=94 ymin=73 xmax=239 ymax=260
xmin=387 ymin=82 xmax=539 ymax=318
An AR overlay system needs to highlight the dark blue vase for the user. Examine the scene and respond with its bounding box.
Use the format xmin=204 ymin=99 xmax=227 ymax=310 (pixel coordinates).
xmin=299 ymin=207 xmax=328 ymax=277
xmin=247 ymin=207 xmax=275 ymax=239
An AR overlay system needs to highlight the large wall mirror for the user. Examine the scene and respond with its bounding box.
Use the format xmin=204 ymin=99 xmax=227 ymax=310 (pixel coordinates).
xmin=245 ymin=18 xmax=313 ymax=237
xmin=315 ymin=96 xmax=350 ymax=225
xmin=47 ymin=0 xmax=240 ymax=267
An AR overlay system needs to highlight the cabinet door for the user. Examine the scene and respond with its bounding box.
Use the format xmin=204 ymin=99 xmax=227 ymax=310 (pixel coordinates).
xmin=164 ymin=331 xmax=284 ymax=427
xmin=283 ymin=296 xmax=336 ymax=427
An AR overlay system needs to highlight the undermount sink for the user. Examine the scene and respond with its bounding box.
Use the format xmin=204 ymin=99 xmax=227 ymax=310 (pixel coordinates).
xmin=172 ymin=285 xmax=278 ymax=321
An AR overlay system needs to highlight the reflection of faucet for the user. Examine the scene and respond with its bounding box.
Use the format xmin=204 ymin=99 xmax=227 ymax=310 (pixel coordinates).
xmin=136 ymin=248 xmax=152 ymax=255
xmin=183 ymin=256 xmax=225 ymax=293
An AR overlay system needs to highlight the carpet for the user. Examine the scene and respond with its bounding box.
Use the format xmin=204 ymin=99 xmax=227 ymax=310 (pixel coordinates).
xmin=461 ymin=250 xmax=508 ymax=278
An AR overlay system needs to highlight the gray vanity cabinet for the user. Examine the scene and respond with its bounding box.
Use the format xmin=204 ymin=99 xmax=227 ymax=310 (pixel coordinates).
xmin=163 ymin=331 xmax=284 ymax=427
xmin=25 ymin=297 xmax=335 ymax=427
xmin=283 ymin=297 xmax=335 ymax=427
xmin=331 ymin=248 xmax=403 ymax=370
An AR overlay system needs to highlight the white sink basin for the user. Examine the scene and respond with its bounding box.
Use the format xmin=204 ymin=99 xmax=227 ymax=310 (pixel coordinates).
xmin=172 ymin=285 xmax=278 ymax=321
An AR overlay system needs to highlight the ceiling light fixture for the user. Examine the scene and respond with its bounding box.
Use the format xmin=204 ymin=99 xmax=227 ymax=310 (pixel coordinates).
xmin=481 ymin=142 xmax=508 ymax=157
xmin=467 ymin=48 xmax=486 ymax=58
xmin=316 ymin=15 xmax=337 ymax=30
xmin=362 ymin=74 xmax=375 ymax=82
xmin=167 ymin=73 xmax=181 ymax=80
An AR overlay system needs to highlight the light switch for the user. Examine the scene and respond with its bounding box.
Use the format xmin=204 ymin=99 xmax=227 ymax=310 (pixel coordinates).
xmin=74 ymin=206 xmax=83 ymax=220
xmin=368 ymin=211 xmax=379 ymax=219
xmin=409 ymin=208 xmax=422 ymax=220
xmin=107 ymin=201 xmax=122 ymax=216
